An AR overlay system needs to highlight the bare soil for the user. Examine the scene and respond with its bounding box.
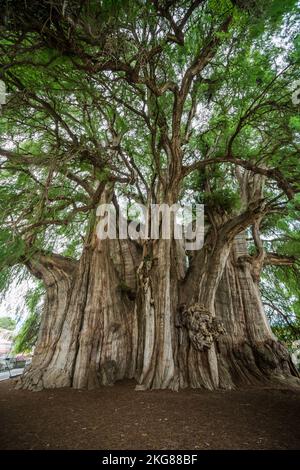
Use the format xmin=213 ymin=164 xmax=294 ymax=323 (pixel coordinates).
xmin=0 ymin=379 xmax=300 ymax=450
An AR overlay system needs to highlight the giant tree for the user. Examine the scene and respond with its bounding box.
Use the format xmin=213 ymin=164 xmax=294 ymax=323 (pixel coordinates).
xmin=0 ymin=0 xmax=299 ymax=390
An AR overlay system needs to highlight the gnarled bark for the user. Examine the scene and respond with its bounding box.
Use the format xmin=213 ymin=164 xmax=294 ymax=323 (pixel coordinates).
xmin=19 ymin=218 xmax=141 ymax=391
xmin=135 ymin=238 xmax=185 ymax=390
xmin=17 ymin=253 xmax=77 ymax=390
xmin=215 ymin=234 xmax=299 ymax=389
xmin=134 ymin=171 xmax=298 ymax=391
xmin=19 ymin=175 xmax=299 ymax=392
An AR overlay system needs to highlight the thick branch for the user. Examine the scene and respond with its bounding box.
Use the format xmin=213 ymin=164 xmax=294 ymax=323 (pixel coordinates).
xmin=264 ymin=253 xmax=296 ymax=266
xmin=183 ymin=157 xmax=297 ymax=200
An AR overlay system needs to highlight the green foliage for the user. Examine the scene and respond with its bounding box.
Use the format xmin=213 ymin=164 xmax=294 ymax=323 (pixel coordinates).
xmin=186 ymin=168 xmax=241 ymax=213
xmin=271 ymin=323 xmax=300 ymax=348
xmin=201 ymin=189 xmax=241 ymax=213
xmin=13 ymin=312 xmax=40 ymax=354
xmin=13 ymin=284 xmax=44 ymax=354
xmin=0 ymin=316 xmax=16 ymax=331
xmin=0 ymin=0 xmax=299 ymax=346
xmin=0 ymin=230 xmax=26 ymax=268
xmin=262 ymin=261 xmax=300 ymax=348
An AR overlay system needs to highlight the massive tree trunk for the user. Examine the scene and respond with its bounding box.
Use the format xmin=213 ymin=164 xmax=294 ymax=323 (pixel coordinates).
xmin=134 ymin=230 xmax=299 ymax=391
xmin=19 ymin=177 xmax=298 ymax=391
xmin=71 ymin=234 xmax=140 ymax=389
xmin=134 ymin=172 xmax=299 ymax=391
xmin=19 ymin=211 xmax=141 ymax=391
xmin=136 ymin=233 xmax=298 ymax=392
xmin=215 ymin=234 xmax=299 ymax=388
xmin=134 ymin=190 xmax=233 ymax=391
xmin=17 ymin=253 xmax=77 ymax=390
xmin=135 ymin=237 xmax=185 ymax=390
xmin=177 ymin=237 xmax=232 ymax=390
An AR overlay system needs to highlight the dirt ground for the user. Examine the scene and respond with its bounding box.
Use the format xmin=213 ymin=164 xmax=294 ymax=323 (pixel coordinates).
xmin=0 ymin=379 xmax=300 ymax=450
